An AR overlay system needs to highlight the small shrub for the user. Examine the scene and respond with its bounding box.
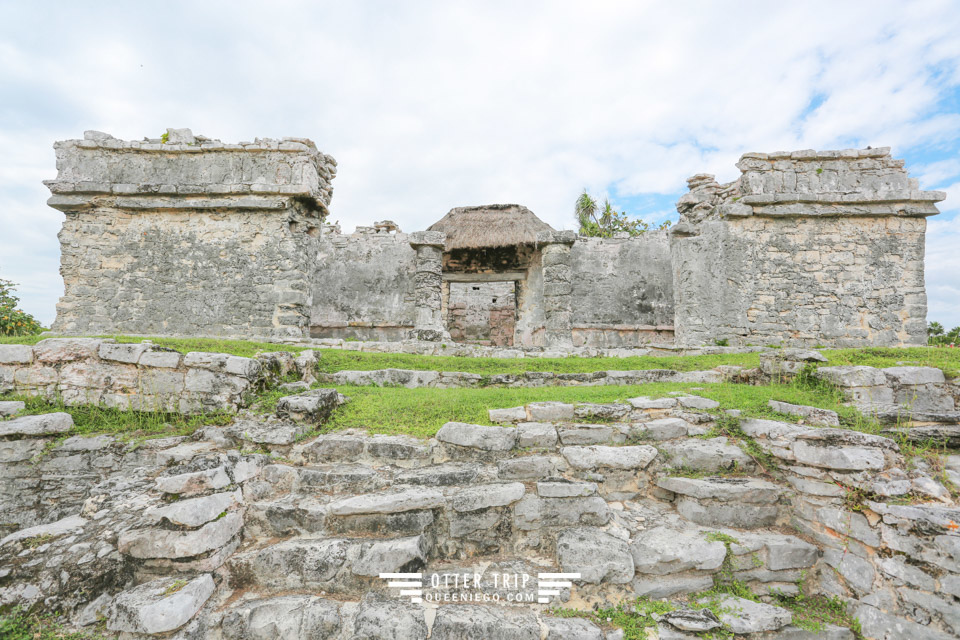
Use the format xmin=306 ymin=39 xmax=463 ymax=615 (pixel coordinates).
xmin=0 ymin=277 xmax=43 ymax=336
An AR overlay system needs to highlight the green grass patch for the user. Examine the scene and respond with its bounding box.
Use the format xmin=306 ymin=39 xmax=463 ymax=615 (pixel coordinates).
xmin=772 ymin=593 xmax=863 ymax=638
xmin=822 ymin=346 xmax=960 ymax=378
xmin=0 ymin=334 xmax=306 ymax=359
xmin=313 ymin=349 xmax=764 ymax=375
xmin=323 ymin=379 xmax=878 ymax=439
xmin=550 ymin=598 xmax=676 ymax=639
xmin=3 ymin=335 xmax=958 ymax=378
xmin=0 ymin=608 xmax=113 ymax=639
xmin=0 ymin=394 xmax=232 ymax=440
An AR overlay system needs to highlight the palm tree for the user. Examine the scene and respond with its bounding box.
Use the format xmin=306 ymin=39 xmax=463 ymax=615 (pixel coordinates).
xmin=575 ymin=190 xmax=599 ymax=234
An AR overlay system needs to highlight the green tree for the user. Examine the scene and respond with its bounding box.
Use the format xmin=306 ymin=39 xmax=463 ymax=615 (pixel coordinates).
xmin=574 ymin=189 xmax=669 ymax=238
xmin=948 ymin=326 xmax=960 ymax=344
xmin=928 ymin=321 xmax=960 ymax=346
xmin=0 ymin=276 xmax=43 ymax=336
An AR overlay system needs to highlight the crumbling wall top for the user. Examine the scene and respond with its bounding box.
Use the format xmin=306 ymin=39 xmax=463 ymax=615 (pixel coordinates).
xmin=676 ymin=147 xmax=946 ymax=225
xmin=44 ymin=128 xmax=337 ymax=214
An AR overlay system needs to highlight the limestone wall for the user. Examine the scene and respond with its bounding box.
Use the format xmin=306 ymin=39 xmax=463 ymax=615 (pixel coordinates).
xmin=569 ymin=233 xmax=674 ymax=346
xmin=310 ymin=227 xmax=417 ymax=340
xmin=671 ymin=149 xmax=944 ymax=348
xmin=0 ymin=338 xmax=264 ymax=413
xmin=46 ymin=130 xmax=336 ymax=339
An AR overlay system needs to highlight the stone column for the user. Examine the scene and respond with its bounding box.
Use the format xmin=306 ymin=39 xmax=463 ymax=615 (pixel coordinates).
xmin=538 ymin=230 xmax=577 ymax=348
xmin=408 ymin=231 xmax=448 ymax=341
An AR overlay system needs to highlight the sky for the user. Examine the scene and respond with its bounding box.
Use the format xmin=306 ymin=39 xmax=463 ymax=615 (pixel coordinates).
xmin=1 ymin=0 xmax=959 ymax=328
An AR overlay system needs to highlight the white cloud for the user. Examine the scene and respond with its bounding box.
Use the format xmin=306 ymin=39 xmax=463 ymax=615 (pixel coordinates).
xmin=914 ymin=159 xmax=960 ymax=189
xmin=1 ymin=0 xmax=959 ymax=327
xmin=925 ymin=213 xmax=960 ymax=328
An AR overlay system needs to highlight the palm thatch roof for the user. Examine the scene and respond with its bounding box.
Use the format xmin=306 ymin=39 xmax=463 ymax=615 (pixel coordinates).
xmin=427 ymin=204 xmax=556 ymax=250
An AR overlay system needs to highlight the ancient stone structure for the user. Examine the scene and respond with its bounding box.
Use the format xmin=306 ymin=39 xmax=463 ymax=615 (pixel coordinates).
xmin=45 ymin=129 xmax=335 ymax=338
xmin=672 ymin=149 xmax=944 ymax=347
xmin=45 ymin=131 xmax=944 ymax=348
xmin=0 ymin=338 xmax=316 ymax=414
xmin=2 ymin=350 xmax=959 ymax=638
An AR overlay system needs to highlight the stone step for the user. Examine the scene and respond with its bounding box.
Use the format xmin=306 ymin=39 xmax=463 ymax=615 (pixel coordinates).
xmin=299 ymin=432 xmax=431 ymax=466
xmin=213 ymin=590 xmax=828 ymax=640
xmin=882 ymin=424 xmax=960 ymax=447
xmin=0 ymin=400 xmax=26 ymax=417
xmin=227 ymin=534 xmax=430 ymax=593
xmin=655 ymin=476 xmax=783 ymax=529
xmin=659 ymin=436 xmax=756 ymax=473
xmin=0 ymin=412 xmax=74 ymax=437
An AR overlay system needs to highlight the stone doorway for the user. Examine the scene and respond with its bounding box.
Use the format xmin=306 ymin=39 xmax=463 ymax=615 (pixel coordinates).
xmin=446 ymin=281 xmax=517 ymax=346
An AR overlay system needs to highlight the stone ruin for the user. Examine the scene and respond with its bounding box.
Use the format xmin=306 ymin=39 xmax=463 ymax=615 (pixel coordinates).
xmin=2 ymin=129 xmax=956 ymax=639
xmin=44 ymin=129 xmax=945 ymax=349
xmin=2 ymin=339 xmax=960 ymax=639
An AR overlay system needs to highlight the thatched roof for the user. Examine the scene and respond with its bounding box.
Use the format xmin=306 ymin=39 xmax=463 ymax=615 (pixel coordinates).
xmin=427 ymin=204 xmax=555 ymax=250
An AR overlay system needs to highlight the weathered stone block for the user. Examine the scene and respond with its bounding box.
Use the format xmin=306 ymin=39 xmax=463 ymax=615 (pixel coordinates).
xmin=118 ymin=512 xmax=243 ymax=559
xmin=436 ymin=422 xmax=517 ymax=450
xmin=516 ymin=422 xmax=558 ymax=448
xmin=561 ymin=445 xmax=658 ymax=470
xmin=0 ymin=412 xmax=74 ymax=437
xmin=0 ymin=344 xmax=33 ymax=364
xmin=221 ymin=595 xmax=342 ymax=640
xmin=139 ymin=349 xmax=183 ymax=368
xmin=556 ymin=527 xmax=633 ymax=584
xmin=33 ymin=338 xmax=104 ymax=363
xmin=107 ymin=574 xmax=215 ymax=634
xmin=327 ymin=488 xmax=445 ymax=515
xmin=98 ymin=342 xmax=150 ymax=364
xmin=0 ymin=400 xmax=25 ymax=417
xmin=526 ymin=401 xmax=575 ymax=421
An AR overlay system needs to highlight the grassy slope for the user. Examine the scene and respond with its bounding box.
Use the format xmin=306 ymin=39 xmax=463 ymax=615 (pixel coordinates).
xmin=323 ymin=379 xmax=871 ymax=439
xmin=3 ymin=334 xmax=958 ymax=441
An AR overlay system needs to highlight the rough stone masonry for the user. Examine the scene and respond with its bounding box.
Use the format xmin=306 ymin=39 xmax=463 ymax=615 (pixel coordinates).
xmin=44 ymin=130 xmax=945 ymax=348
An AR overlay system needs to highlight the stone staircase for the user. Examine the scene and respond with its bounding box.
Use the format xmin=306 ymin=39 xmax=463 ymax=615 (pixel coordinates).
xmin=5 ymin=390 xmax=957 ymax=638
xmin=150 ymin=396 xmax=834 ymax=637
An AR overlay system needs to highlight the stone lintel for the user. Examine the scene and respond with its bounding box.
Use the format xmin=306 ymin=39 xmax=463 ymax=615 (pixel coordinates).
xmin=408 ymin=230 xmax=446 ymax=249
xmin=536 ymin=230 xmax=577 ymax=245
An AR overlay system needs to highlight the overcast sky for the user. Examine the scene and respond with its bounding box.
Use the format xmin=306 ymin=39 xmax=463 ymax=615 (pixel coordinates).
xmin=1 ymin=1 xmax=959 ymax=328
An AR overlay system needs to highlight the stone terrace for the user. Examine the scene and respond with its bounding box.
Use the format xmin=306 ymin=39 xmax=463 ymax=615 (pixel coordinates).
xmin=2 ymin=340 xmax=960 ymax=639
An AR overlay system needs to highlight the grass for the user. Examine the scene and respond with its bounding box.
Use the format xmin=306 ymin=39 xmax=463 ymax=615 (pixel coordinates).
xmin=313 ymin=349 xmax=764 ymax=375
xmin=0 ymin=334 xmax=306 ymax=359
xmin=773 ymin=593 xmax=862 ymax=638
xmin=3 ymin=335 xmax=958 ymax=377
xmin=0 ymin=609 xmax=113 ymax=640
xmin=550 ymin=598 xmax=676 ymax=640
xmin=322 ymin=378 xmax=880 ymax=439
xmin=822 ymin=346 xmax=960 ymax=378
xmin=0 ymin=393 xmax=232 ymax=440
xmin=162 ymin=579 xmax=188 ymax=596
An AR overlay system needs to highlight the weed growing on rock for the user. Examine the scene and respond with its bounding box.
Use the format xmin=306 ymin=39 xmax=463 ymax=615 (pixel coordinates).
xmin=708 ymin=415 xmax=781 ymax=477
xmin=22 ymin=533 xmax=55 ymax=549
xmin=550 ymin=597 xmax=676 ymax=639
xmin=162 ymin=579 xmax=187 ymax=596
xmin=0 ymin=608 xmax=111 ymax=639
xmin=771 ymin=592 xmax=863 ymax=638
